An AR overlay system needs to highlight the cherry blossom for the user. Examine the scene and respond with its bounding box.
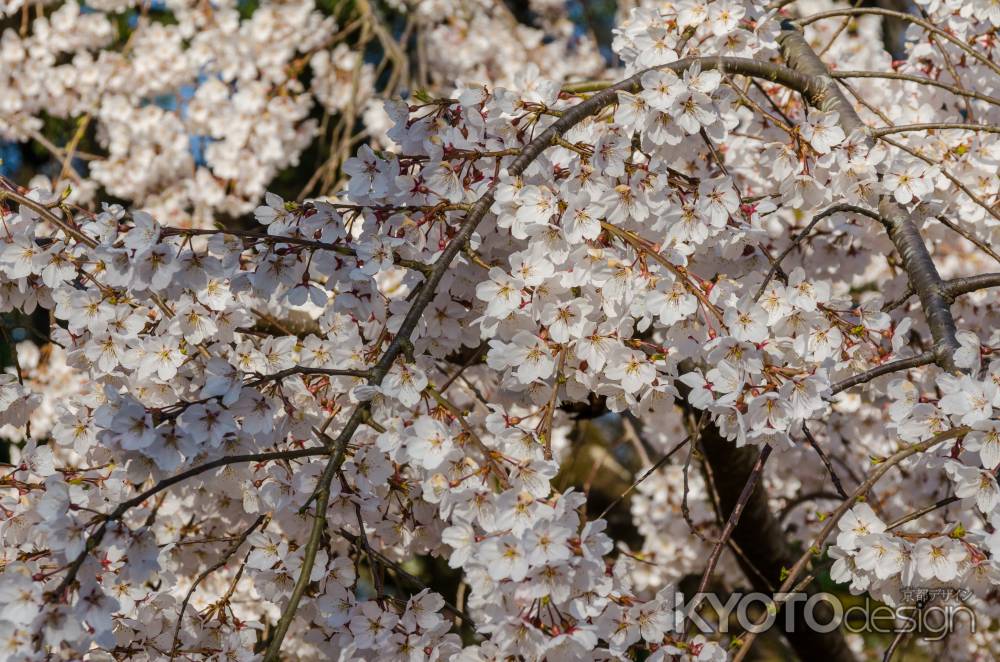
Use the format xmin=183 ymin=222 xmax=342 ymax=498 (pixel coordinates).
xmin=2 ymin=1 xmax=1000 ymax=660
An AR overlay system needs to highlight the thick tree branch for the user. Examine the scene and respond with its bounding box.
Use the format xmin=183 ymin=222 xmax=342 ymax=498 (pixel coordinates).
xmin=701 ymin=27 xmax=969 ymax=662
xmin=779 ymin=25 xmax=962 ymax=373
xmin=260 ymin=53 xmax=834 ymax=657
xmin=880 ymin=201 xmax=961 ymax=372
xmin=776 ymin=26 xmax=870 ymax=135
xmin=944 ymin=273 xmax=1000 ymax=299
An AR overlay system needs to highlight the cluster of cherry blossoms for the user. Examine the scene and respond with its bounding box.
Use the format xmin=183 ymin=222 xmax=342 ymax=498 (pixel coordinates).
xmin=828 ymin=362 xmax=1000 ymax=610
xmin=0 ymin=0 xmax=605 ymax=227
xmin=1 ymin=0 xmax=1000 ymax=660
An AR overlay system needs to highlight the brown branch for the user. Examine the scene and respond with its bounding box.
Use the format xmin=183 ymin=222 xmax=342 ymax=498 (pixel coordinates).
xmin=944 ymin=273 xmax=1000 ymax=299
xmin=596 ymin=432 xmax=694 ymax=520
xmin=882 ymin=284 xmax=915 ymax=312
xmin=801 ymin=423 xmax=850 ymax=499
xmin=45 ymin=448 xmax=328 ymax=603
xmin=170 ymin=515 xmax=267 ymax=656
xmin=687 ymin=444 xmax=772 ymax=636
xmin=780 ymin=24 xmax=964 ymax=373
xmin=795 ymin=9 xmax=1000 ymax=80
xmin=872 ymin=123 xmax=1000 ymax=137
xmin=250 ymin=366 xmax=371 ymax=383
xmin=829 ymin=351 xmax=936 ymax=396
xmin=696 ymin=406 xmax=856 ymax=662
xmin=880 ymin=201 xmax=961 ymax=372
xmin=933 ymin=216 xmax=1000 ymax=266
xmin=233 ymin=53 xmax=836 ymax=656
xmin=830 ymin=71 xmax=1000 ymax=108
xmin=0 ymin=188 xmax=97 ymax=249
xmin=887 ymin=494 xmax=960 ymax=530
xmin=754 ymin=203 xmax=883 ymax=301
xmin=731 ymin=426 xmax=969 ymax=662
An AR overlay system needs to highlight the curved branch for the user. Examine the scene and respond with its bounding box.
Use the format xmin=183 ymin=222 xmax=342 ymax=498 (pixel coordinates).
xmin=731 ymin=426 xmax=969 ymax=662
xmin=796 ymin=9 xmax=1000 ymax=80
xmin=780 ymin=25 xmax=964 ymax=373
xmin=933 ymin=216 xmax=1000 ymax=265
xmin=830 ymin=71 xmax=1000 ymax=107
xmin=46 ymin=448 xmax=329 ymax=602
xmin=776 ymin=26 xmax=870 ymax=136
xmin=260 ymin=54 xmax=834 ymax=658
xmin=754 ymin=203 xmax=883 ymax=301
xmin=829 ymin=351 xmax=936 ymax=396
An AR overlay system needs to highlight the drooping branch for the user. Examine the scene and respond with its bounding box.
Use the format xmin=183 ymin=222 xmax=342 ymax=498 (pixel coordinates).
xmin=262 ymin=432 xmax=349 ymax=660
xmin=832 ymin=273 xmax=1000 ymax=390
xmin=46 ymin=448 xmax=330 ymax=602
xmin=692 ymin=444 xmax=772 ymax=600
xmin=259 ymin=54 xmax=835 ymax=658
xmin=698 ymin=26 xmax=972 ymax=662
xmin=779 ymin=25 xmax=963 ymax=373
xmin=730 ymin=426 xmax=969 ymax=662
xmin=934 ymin=216 xmax=1000 ymax=265
xmin=801 ymin=423 xmax=849 ymax=500
xmin=795 ymin=8 xmax=1000 ymax=80
xmin=830 ymin=71 xmax=1000 ymax=108
xmin=754 ymin=203 xmax=883 ymax=301
xmin=828 ymin=351 xmax=936 ymax=396
xmin=15 ymin=52 xmax=834 ymax=659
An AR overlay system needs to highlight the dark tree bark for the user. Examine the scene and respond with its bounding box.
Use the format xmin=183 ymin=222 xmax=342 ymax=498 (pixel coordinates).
xmin=698 ymin=424 xmax=857 ymax=662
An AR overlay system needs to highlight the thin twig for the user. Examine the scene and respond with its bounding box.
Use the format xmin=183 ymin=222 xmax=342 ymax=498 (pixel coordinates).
xmin=170 ymin=515 xmax=267 ymax=656
xmin=685 ymin=444 xmax=773 ymax=638
xmin=754 ymin=203 xmax=882 ymax=301
xmin=597 ymin=433 xmax=693 ymax=520
xmin=731 ymin=426 xmax=969 ymax=662
xmin=828 ymin=351 xmax=936 ymax=396
xmin=801 ymin=423 xmax=849 ymax=499
xmin=886 ymin=495 xmax=959 ymax=530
